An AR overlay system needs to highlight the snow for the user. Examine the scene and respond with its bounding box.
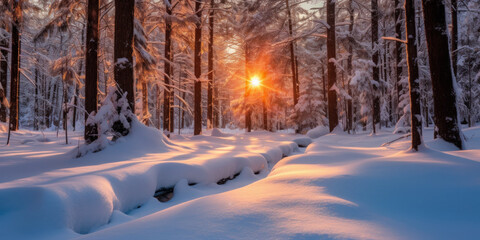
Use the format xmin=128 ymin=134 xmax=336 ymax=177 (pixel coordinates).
xmin=1 ymin=124 xmax=480 ymax=240
xmin=0 ymin=125 xmax=305 ymax=240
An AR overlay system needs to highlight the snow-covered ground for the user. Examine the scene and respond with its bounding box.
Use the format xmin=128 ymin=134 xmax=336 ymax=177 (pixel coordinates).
xmin=1 ymin=123 xmax=480 ymax=240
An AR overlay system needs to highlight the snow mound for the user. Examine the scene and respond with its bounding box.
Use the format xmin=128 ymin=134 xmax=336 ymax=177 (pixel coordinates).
xmin=306 ymin=126 xmax=329 ymax=139
xmin=293 ymin=137 xmax=312 ymax=147
xmin=210 ymin=128 xmax=232 ymax=137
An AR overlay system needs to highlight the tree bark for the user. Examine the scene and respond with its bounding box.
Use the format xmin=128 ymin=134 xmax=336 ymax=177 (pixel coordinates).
xmin=451 ymin=0 xmax=458 ymax=77
xmin=395 ymin=0 xmax=403 ymax=122
xmin=207 ymin=0 xmax=214 ymax=129
xmin=286 ymin=0 xmax=299 ymax=109
xmin=421 ymin=0 xmax=463 ymax=149
xmin=194 ymin=0 xmax=203 ymax=135
xmin=0 ymin=24 xmax=8 ymax=123
xmin=84 ymin=0 xmax=99 ymax=143
xmin=371 ymin=0 xmax=380 ymax=134
xmin=9 ymin=0 xmax=22 ymax=131
xmin=347 ymin=0 xmax=354 ymax=133
xmin=114 ymin=0 xmax=135 ymax=111
xmin=326 ymin=0 xmax=338 ymax=132
xmin=142 ymin=80 xmax=149 ymax=126
xmin=163 ymin=0 xmax=172 ymax=132
xmin=405 ymin=0 xmax=423 ymax=150
xmin=244 ymin=44 xmax=251 ymax=132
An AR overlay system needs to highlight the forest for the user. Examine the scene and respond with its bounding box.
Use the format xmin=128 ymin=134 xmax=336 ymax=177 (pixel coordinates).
xmin=0 ymin=0 xmax=480 ymax=239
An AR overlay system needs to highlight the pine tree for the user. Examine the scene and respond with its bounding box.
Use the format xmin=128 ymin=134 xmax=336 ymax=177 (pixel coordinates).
xmin=326 ymin=0 xmax=338 ymax=132
xmin=405 ymin=0 xmax=422 ymax=150
xmin=194 ymin=0 xmax=203 ymax=135
xmin=9 ymin=0 xmax=22 ymax=131
xmin=85 ymin=0 xmax=99 ymax=143
xmin=113 ymin=0 xmax=135 ymax=136
xmin=421 ymin=0 xmax=463 ymax=149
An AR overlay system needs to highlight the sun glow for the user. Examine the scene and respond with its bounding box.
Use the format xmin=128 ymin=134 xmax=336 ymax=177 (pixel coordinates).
xmin=250 ymin=76 xmax=261 ymax=87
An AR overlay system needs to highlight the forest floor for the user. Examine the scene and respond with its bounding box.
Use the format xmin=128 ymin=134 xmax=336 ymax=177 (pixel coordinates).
xmin=0 ymin=123 xmax=480 ymax=240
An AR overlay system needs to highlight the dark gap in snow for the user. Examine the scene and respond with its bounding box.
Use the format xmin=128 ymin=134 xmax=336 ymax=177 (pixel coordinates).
xmin=154 ymin=187 xmax=174 ymax=202
xmin=217 ymin=172 xmax=241 ymax=185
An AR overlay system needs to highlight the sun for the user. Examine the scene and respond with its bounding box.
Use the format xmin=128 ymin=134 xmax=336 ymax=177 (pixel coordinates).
xmin=250 ymin=76 xmax=261 ymax=87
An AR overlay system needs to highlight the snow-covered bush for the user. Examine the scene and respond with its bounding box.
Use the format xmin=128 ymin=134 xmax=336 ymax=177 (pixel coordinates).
xmin=79 ymin=87 xmax=134 ymax=156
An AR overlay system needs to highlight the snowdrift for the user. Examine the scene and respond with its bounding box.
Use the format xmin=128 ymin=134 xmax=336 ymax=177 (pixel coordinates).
xmin=0 ymin=125 xmax=307 ymax=240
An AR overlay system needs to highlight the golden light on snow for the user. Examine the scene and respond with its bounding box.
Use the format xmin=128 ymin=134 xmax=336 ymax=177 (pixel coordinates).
xmin=250 ymin=76 xmax=261 ymax=88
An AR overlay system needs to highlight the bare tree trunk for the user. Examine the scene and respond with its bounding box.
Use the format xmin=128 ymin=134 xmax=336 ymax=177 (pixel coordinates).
xmin=169 ymin=52 xmax=174 ymax=132
xmin=321 ymin=62 xmax=327 ymax=118
xmin=395 ymin=0 xmax=403 ymax=123
xmin=451 ymin=0 xmax=458 ymax=77
xmin=9 ymin=0 xmax=22 ymax=131
xmin=194 ymin=0 xmax=203 ymax=135
xmin=326 ymin=0 xmax=338 ymax=132
xmin=0 ymin=24 xmax=8 ymax=123
xmin=421 ymin=0 xmax=463 ymax=149
xmin=85 ymin=0 xmax=99 ymax=143
xmin=142 ymin=80 xmax=149 ymax=126
xmin=207 ymin=0 xmax=214 ymax=129
xmin=405 ymin=0 xmax=423 ymax=150
xmin=244 ymin=44 xmax=251 ymax=132
xmin=163 ymin=0 xmax=172 ymax=133
xmin=34 ymin=51 xmax=39 ymax=130
xmin=114 ymin=0 xmax=135 ymax=111
xmin=286 ymin=0 xmax=299 ymax=110
xmin=263 ymin=88 xmax=268 ymax=130
xmin=347 ymin=0 xmax=354 ymax=133
xmin=371 ymin=0 xmax=379 ymax=134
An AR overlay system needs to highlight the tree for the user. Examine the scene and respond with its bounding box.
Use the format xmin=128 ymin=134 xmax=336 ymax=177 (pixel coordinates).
xmin=113 ymin=0 xmax=135 ymax=136
xmin=194 ymin=0 xmax=203 ymax=135
xmin=114 ymin=0 xmax=135 ymax=111
xmin=163 ymin=0 xmax=173 ymax=133
xmin=394 ymin=0 xmax=403 ymax=122
xmin=207 ymin=0 xmax=214 ymax=129
xmin=326 ymin=0 xmax=338 ymax=132
xmin=286 ymin=0 xmax=299 ymax=112
xmin=9 ymin=0 xmax=22 ymax=131
xmin=371 ymin=0 xmax=380 ymax=134
xmin=404 ymin=0 xmax=422 ymax=150
xmin=85 ymin=0 xmax=99 ymax=143
xmin=421 ymin=0 xmax=463 ymax=149
xmin=451 ymin=0 xmax=458 ymax=77
xmin=0 ymin=23 xmax=7 ymax=123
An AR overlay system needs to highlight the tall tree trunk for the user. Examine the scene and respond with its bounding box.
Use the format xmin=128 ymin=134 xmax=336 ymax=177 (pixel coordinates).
xmin=34 ymin=51 xmax=38 ymax=130
xmin=194 ymin=0 xmax=203 ymax=135
xmin=169 ymin=52 xmax=174 ymax=132
xmin=371 ymin=0 xmax=379 ymax=134
xmin=347 ymin=0 xmax=354 ymax=133
xmin=0 ymin=24 xmax=8 ymax=123
xmin=244 ymin=44 xmax=251 ymax=132
xmin=207 ymin=0 xmax=214 ymax=129
xmin=85 ymin=0 xmax=99 ymax=143
xmin=114 ymin=0 xmax=135 ymax=111
xmin=163 ymin=0 xmax=172 ymax=133
xmin=142 ymin=80 xmax=149 ymax=126
xmin=405 ymin=0 xmax=423 ymax=151
xmin=263 ymin=88 xmax=268 ymax=130
xmin=9 ymin=0 xmax=22 ymax=131
xmin=451 ymin=0 xmax=458 ymax=77
xmin=395 ymin=0 xmax=403 ymax=123
xmin=321 ymin=62 xmax=327 ymax=118
xmin=421 ymin=0 xmax=463 ymax=149
xmin=286 ymin=0 xmax=299 ymax=111
xmin=326 ymin=0 xmax=338 ymax=132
